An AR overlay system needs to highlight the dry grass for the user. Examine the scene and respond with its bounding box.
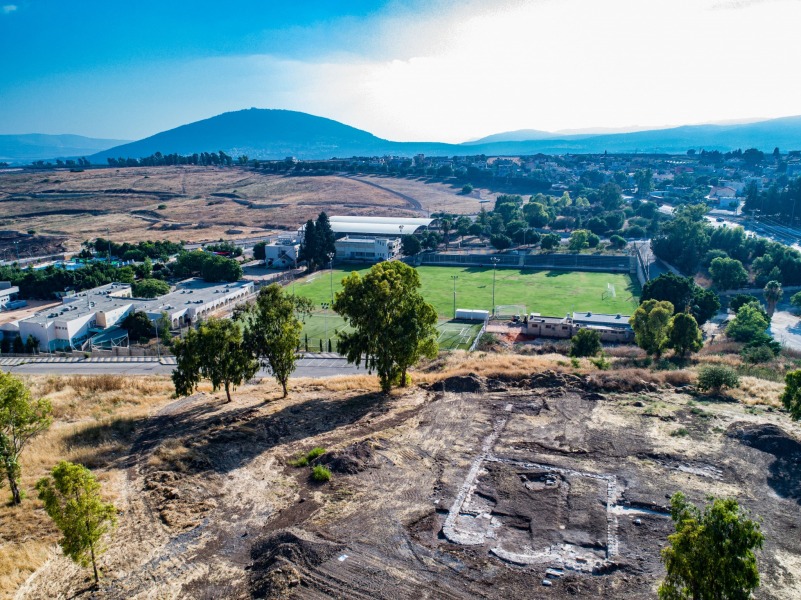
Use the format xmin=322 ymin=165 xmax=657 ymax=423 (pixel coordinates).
xmin=729 ymin=376 xmax=784 ymax=407
xmin=0 ymin=166 xmax=478 ymax=251
xmin=0 ymin=374 xmax=174 ymax=599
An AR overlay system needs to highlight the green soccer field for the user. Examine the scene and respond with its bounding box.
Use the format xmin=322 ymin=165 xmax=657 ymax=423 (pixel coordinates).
xmin=292 ymin=265 xmax=640 ymax=318
xmin=298 ymin=313 xmax=482 ymax=352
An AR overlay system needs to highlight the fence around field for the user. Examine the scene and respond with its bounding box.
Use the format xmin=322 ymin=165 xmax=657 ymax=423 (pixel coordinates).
xmin=412 ymin=252 xmax=636 ymax=273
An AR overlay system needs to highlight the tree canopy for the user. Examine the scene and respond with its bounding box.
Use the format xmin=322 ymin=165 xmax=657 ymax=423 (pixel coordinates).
xmin=36 ymin=461 xmax=117 ymax=583
xmin=630 ymin=299 xmax=674 ymax=357
xmin=299 ymin=212 xmax=336 ymax=272
xmin=333 ymin=261 xmax=438 ymax=392
xmin=0 ymin=372 xmax=52 ymax=505
xmin=659 ymin=492 xmax=763 ymax=600
xmin=666 ymin=312 xmax=703 ymax=357
xmin=172 ymin=317 xmax=259 ymax=403
xmin=237 ymin=284 xmax=312 ymax=397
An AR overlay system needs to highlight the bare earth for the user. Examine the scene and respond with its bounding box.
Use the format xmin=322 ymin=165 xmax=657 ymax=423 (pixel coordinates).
xmin=0 ymin=167 xmax=480 ymax=254
xmin=9 ymin=362 xmax=801 ymax=599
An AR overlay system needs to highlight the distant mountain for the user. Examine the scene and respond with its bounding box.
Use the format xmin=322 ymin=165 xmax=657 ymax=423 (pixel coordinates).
xmin=465 ymin=129 xmax=556 ymax=144
xmin=90 ymin=108 xmax=455 ymax=163
xmin=458 ymin=116 xmax=801 ymax=155
xmin=85 ymin=109 xmax=801 ymax=163
xmin=0 ymin=134 xmax=130 ymax=163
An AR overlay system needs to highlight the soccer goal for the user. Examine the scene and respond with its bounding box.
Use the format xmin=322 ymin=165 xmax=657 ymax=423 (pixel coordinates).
xmin=601 ymin=283 xmax=617 ymax=300
xmin=494 ymin=304 xmax=527 ymax=320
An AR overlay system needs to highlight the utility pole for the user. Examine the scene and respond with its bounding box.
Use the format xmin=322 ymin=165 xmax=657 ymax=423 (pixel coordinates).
xmin=451 ymin=275 xmax=458 ymax=318
xmin=491 ymin=257 xmax=500 ymax=317
xmin=329 ymin=254 xmax=335 ymax=304
xmin=321 ymin=302 xmax=329 ymax=350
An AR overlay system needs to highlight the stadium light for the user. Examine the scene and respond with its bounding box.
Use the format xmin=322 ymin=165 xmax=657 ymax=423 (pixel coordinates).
xmin=321 ymin=302 xmax=330 ymax=349
xmin=490 ymin=257 xmax=500 ymax=316
xmin=451 ymin=275 xmax=458 ymax=318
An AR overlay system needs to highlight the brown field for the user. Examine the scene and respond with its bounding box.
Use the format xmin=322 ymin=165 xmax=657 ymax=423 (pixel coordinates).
xmin=2 ymin=354 xmax=801 ymax=599
xmin=0 ymin=167 xmax=480 ymax=255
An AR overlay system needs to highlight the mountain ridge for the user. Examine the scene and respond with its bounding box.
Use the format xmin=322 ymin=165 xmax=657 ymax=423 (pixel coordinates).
xmin=6 ymin=109 xmax=801 ymax=163
xmin=0 ymin=133 xmax=130 ymax=163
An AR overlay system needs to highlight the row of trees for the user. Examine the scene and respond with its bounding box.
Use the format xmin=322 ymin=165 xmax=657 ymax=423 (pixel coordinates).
xmin=653 ymin=202 xmax=801 ymax=286
xmin=106 ymin=150 xmax=234 ymax=168
xmin=298 ymin=212 xmax=336 ymax=271
xmin=173 ymin=262 xmax=439 ymax=399
xmin=87 ymin=238 xmax=182 ymax=262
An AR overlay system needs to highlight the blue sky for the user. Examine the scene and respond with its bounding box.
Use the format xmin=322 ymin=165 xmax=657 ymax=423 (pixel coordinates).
xmin=2 ymin=0 xmax=800 ymax=142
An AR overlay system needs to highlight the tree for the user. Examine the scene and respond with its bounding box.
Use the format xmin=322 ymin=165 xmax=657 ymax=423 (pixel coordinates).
xmin=121 ymin=311 xmax=154 ymax=342
xmin=253 ymin=241 xmax=267 ymax=261
xmin=659 ymin=492 xmax=762 ymax=600
xmin=0 ymin=373 xmax=52 ymax=505
xmin=172 ymin=317 xmax=259 ymax=403
xmin=697 ymin=365 xmax=740 ymax=394
xmin=651 ymin=204 xmax=711 ymax=274
xmin=630 ymin=299 xmax=674 ymax=357
xmin=609 ymin=234 xmax=627 ymax=249
xmin=780 ymin=370 xmax=801 ymax=420
xmin=790 ymin=291 xmax=801 ymax=313
xmin=490 ymin=234 xmax=512 ymax=250
xmin=315 ymin=212 xmax=336 ymax=266
xmin=461 ymin=183 xmax=473 ymax=195
xmin=401 ymin=234 xmax=422 ymax=256
xmin=568 ymin=229 xmax=590 ymax=252
xmin=441 ymin=219 xmax=452 ymax=250
xmin=523 ymin=201 xmax=551 ymax=228
xmin=763 ymin=280 xmax=783 ymax=317
xmin=540 ymin=233 xmax=560 ymax=250
xmin=642 ymin=273 xmax=695 ymax=312
xmin=333 ymin=262 xmax=438 ymax=392
xmin=298 ymin=219 xmax=318 ymax=270
xmin=666 ymin=312 xmax=703 ymax=357
xmin=238 ymin=284 xmax=311 ymax=398
xmin=727 ymin=303 xmax=770 ymax=342
xmin=709 ymin=257 xmax=748 ymax=290
xmin=634 ymin=168 xmax=653 ymax=197
xmin=200 ymin=254 xmax=243 ymax=282
xmin=570 ymin=328 xmax=602 ymax=357
xmin=131 ymin=278 xmax=170 ymax=298
xmin=36 ymin=461 xmax=117 ymax=584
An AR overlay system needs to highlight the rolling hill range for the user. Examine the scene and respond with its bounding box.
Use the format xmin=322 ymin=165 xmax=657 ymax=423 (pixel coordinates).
xmin=88 ymin=109 xmax=801 ymax=161
xmin=7 ymin=109 xmax=801 ymax=163
xmin=0 ymin=134 xmax=130 ymax=163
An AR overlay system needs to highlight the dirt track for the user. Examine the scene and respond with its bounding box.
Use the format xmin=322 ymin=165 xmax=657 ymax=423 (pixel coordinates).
xmin=16 ymin=373 xmax=801 ymax=599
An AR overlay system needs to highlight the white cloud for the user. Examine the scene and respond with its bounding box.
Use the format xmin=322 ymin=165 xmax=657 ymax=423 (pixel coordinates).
xmin=2 ymin=5 xmax=17 ymax=14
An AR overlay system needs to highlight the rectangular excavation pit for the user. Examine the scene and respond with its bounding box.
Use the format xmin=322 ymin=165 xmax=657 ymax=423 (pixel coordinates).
xmin=444 ymin=455 xmax=617 ymax=572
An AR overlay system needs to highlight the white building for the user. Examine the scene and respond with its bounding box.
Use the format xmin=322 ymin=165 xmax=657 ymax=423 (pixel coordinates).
xmin=334 ymin=236 xmax=401 ymax=262
xmin=263 ymin=236 xmax=300 ymax=268
xmin=0 ymin=282 xmax=21 ymax=310
xmin=5 ymin=278 xmax=253 ymax=351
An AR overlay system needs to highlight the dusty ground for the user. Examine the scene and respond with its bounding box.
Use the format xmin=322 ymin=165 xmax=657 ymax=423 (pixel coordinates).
xmin=0 ymin=167 xmax=478 ymax=253
xmin=5 ymin=359 xmax=801 ymax=599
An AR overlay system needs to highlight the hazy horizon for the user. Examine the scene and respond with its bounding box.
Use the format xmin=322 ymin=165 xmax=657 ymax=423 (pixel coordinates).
xmin=2 ymin=0 xmax=800 ymax=143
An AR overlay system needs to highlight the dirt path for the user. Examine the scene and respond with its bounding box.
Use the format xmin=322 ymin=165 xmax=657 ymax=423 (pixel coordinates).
xmin=339 ymin=175 xmax=424 ymax=213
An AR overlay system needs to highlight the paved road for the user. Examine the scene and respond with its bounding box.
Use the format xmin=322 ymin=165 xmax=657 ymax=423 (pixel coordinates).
xmin=0 ymin=354 xmax=362 ymax=378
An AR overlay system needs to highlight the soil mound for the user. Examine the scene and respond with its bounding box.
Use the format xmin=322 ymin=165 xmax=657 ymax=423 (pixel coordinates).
xmin=249 ymin=528 xmax=344 ymax=599
xmin=727 ymin=423 xmax=801 ymax=458
xmin=436 ymin=373 xmax=486 ymax=393
xmin=529 ymin=370 xmax=584 ymax=389
xmin=316 ymin=440 xmax=379 ymax=474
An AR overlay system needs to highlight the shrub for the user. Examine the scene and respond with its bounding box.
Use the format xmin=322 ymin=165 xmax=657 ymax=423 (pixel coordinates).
xmin=696 ymin=365 xmax=740 ymax=394
xmin=741 ymin=345 xmax=775 ymax=364
xmin=590 ymin=354 xmax=611 ymax=370
xmin=289 ymin=446 xmax=326 ymax=467
xmin=310 ymin=465 xmax=332 ymax=482
xmin=570 ymin=328 xmax=602 ymax=357
xmin=157 ymin=204 xmax=167 ymax=210
xmin=670 ymin=427 xmax=690 ymax=437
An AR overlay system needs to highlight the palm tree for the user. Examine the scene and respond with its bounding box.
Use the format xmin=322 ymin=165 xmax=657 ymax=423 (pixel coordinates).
xmin=764 ymin=280 xmax=783 ymax=317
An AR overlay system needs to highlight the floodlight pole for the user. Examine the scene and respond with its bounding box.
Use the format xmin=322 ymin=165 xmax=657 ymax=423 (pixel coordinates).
xmin=491 ymin=257 xmax=500 ymax=316
xmin=329 ymin=254 xmax=334 ymax=304
xmin=321 ymin=302 xmax=329 ymax=349
xmin=451 ymin=275 xmax=458 ymax=318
